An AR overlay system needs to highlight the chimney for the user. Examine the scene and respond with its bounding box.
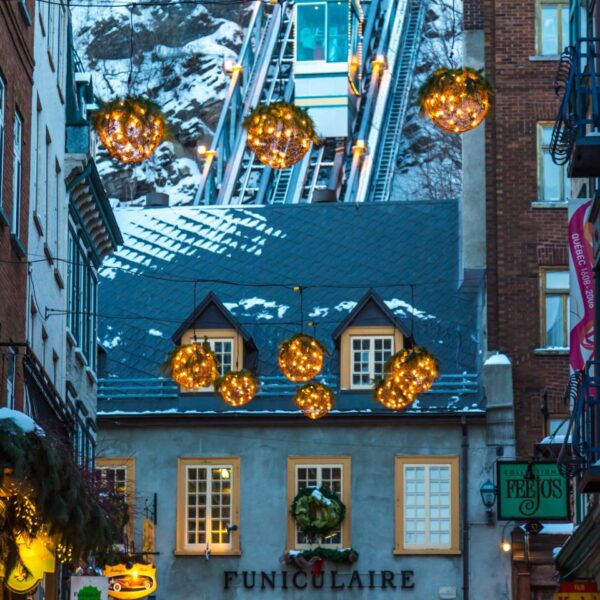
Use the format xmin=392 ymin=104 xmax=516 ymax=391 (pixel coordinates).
xmin=145 ymin=192 xmax=169 ymax=208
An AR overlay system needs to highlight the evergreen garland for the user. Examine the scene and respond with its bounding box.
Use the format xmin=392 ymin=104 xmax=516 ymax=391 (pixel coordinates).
xmin=0 ymin=420 xmax=123 ymax=579
xmin=282 ymin=547 xmax=359 ymax=568
xmin=290 ymin=486 xmax=345 ymax=536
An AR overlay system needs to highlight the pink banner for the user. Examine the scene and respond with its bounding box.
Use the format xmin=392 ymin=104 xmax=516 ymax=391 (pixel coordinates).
xmin=569 ymin=199 xmax=595 ymax=371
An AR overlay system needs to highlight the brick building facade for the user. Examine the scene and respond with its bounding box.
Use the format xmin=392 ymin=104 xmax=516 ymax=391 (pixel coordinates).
xmin=0 ymin=0 xmax=34 ymax=412
xmin=464 ymin=0 xmax=572 ymax=597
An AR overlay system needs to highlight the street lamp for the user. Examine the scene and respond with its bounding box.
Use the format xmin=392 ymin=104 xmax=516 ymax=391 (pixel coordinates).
xmin=479 ymin=479 xmax=497 ymax=525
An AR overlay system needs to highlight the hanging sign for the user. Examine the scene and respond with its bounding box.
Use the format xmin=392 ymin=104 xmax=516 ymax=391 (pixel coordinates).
xmin=6 ymin=533 xmax=56 ymax=594
xmin=142 ymin=519 xmax=155 ymax=559
xmin=555 ymin=581 xmax=599 ymax=600
xmin=569 ymin=198 xmax=595 ymax=372
xmin=104 ymin=563 xmax=157 ymax=600
xmin=71 ymin=576 xmax=109 ymax=600
xmin=496 ymin=462 xmax=570 ymax=521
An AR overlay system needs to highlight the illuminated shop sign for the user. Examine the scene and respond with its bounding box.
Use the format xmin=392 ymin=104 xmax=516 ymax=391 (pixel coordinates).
xmin=6 ymin=534 xmax=56 ymax=594
xmin=104 ymin=563 xmax=157 ymax=600
xmin=496 ymin=462 xmax=570 ymax=521
xmin=223 ymin=570 xmax=415 ymax=591
xmin=555 ymin=581 xmax=599 ymax=600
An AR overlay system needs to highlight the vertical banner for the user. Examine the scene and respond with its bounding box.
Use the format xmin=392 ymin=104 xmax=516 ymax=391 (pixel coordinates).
xmin=569 ymin=199 xmax=595 ymax=372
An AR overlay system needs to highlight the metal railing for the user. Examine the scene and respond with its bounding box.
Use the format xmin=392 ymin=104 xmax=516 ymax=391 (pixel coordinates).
xmin=551 ymin=38 xmax=600 ymax=166
xmin=98 ymin=372 xmax=479 ymax=402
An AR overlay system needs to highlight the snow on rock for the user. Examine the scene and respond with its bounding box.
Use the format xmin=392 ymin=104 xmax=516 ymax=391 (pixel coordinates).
xmin=0 ymin=408 xmax=45 ymax=437
xmin=72 ymin=2 xmax=247 ymax=205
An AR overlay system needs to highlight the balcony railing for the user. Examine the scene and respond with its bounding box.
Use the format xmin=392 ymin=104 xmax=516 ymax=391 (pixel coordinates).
xmin=559 ymin=362 xmax=600 ymax=490
xmin=551 ymin=38 xmax=600 ymax=177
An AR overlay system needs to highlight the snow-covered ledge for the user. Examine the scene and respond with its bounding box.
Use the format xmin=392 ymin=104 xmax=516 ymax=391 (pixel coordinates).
xmin=0 ymin=408 xmax=45 ymax=437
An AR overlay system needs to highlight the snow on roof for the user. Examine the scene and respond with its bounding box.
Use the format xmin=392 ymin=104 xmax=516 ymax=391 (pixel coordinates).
xmin=484 ymin=353 xmax=511 ymax=366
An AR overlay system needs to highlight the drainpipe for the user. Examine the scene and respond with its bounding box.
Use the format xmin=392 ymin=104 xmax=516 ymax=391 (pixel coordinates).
xmin=461 ymin=416 xmax=470 ymax=600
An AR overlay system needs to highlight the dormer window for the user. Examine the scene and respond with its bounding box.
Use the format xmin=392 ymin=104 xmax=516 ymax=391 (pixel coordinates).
xmin=172 ymin=293 xmax=257 ymax=393
xmin=332 ymin=291 xmax=408 ymax=391
xmin=351 ymin=334 xmax=394 ymax=388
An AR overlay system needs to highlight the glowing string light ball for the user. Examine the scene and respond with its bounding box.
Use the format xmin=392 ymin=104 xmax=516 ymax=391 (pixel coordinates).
xmin=169 ymin=341 xmax=219 ymax=389
xmin=243 ymin=101 xmax=319 ymax=169
xmin=387 ymin=347 xmax=440 ymax=395
xmin=215 ymin=369 xmax=259 ymax=407
xmin=92 ymin=97 xmax=167 ymax=163
xmin=278 ymin=334 xmax=326 ymax=382
xmin=418 ymin=67 xmax=493 ymax=134
xmin=294 ymin=383 xmax=335 ymax=420
xmin=373 ymin=375 xmax=415 ymax=411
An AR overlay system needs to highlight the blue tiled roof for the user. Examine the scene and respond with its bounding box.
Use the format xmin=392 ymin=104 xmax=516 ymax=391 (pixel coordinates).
xmin=97 ymin=201 xmax=485 ymax=416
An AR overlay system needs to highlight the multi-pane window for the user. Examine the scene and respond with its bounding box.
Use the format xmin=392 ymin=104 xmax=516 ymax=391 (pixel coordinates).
xmin=537 ymin=0 xmax=569 ymax=55
xmin=295 ymin=2 xmax=348 ymax=63
xmin=350 ymin=335 xmax=394 ymax=388
xmin=96 ymin=457 xmax=135 ymax=543
xmin=538 ymin=124 xmax=568 ymax=202
xmin=395 ymin=457 xmax=459 ymax=554
xmin=0 ymin=77 xmax=4 ymax=210
xmin=541 ymin=269 xmax=569 ymax=348
xmin=11 ymin=112 xmax=22 ymax=237
xmin=208 ymin=339 xmax=233 ymax=375
xmin=287 ymin=457 xmax=351 ymax=550
xmin=177 ymin=458 xmax=240 ymax=555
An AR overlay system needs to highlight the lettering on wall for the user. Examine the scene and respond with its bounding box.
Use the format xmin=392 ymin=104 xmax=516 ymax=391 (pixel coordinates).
xmin=223 ymin=570 xmax=415 ymax=591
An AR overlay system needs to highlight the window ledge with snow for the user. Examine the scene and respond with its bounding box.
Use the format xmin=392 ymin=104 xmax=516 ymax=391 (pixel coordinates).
xmin=528 ymin=55 xmax=560 ymax=61
xmin=531 ymin=201 xmax=568 ymax=209
xmin=533 ymin=347 xmax=569 ymax=356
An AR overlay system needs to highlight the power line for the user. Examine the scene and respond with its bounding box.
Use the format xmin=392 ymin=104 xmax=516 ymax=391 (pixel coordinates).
xmin=35 ymin=0 xmax=261 ymax=7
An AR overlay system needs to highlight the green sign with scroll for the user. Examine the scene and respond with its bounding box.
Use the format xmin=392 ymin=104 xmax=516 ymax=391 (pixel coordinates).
xmin=496 ymin=462 xmax=570 ymax=521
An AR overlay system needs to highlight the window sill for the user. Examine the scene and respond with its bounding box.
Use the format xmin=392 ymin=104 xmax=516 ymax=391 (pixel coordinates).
xmin=0 ymin=207 xmax=9 ymax=227
xmin=57 ymin=83 xmax=64 ymax=105
xmin=66 ymin=329 xmax=77 ymax=348
xmin=33 ymin=211 xmax=44 ymax=236
xmin=174 ymin=550 xmax=241 ymax=557
xmin=532 ymin=201 xmax=568 ymax=209
xmin=529 ymin=55 xmax=560 ymax=61
xmin=54 ymin=267 xmax=64 ymax=290
xmin=85 ymin=367 xmax=97 ymax=385
xmin=43 ymin=242 xmax=54 ymax=265
xmin=47 ymin=50 xmax=55 ymax=72
xmin=533 ymin=347 xmax=569 ymax=356
xmin=10 ymin=234 xmax=27 ymax=258
xmin=75 ymin=347 xmax=88 ymax=368
xmin=393 ymin=547 xmax=461 ymax=556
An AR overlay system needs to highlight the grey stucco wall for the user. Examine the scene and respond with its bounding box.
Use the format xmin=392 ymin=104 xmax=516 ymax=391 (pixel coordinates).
xmin=98 ymin=419 xmax=512 ymax=600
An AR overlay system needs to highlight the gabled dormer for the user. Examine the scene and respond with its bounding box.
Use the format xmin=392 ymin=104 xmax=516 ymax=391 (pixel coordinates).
xmin=171 ymin=292 xmax=257 ymax=387
xmin=332 ymin=290 xmax=409 ymax=390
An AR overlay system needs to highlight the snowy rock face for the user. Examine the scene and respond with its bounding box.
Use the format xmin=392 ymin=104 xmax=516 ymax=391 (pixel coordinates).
xmin=395 ymin=0 xmax=463 ymax=201
xmin=72 ymin=3 xmax=246 ymax=205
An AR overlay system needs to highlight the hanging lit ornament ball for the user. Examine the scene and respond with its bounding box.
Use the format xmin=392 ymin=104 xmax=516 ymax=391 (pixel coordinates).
xmin=170 ymin=341 xmax=219 ymax=389
xmin=386 ymin=347 xmax=440 ymax=396
xmin=215 ymin=369 xmax=259 ymax=407
xmin=92 ymin=97 xmax=167 ymax=163
xmin=278 ymin=334 xmax=326 ymax=382
xmin=417 ymin=67 xmax=493 ymax=133
xmin=294 ymin=383 xmax=335 ymax=420
xmin=373 ymin=376 xmax=415 ymax=411
xmin=243 ymin=101 xmax=319 ymax=169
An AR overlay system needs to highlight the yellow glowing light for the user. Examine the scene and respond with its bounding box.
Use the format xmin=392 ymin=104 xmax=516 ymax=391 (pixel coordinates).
xmin=278 ymin=334 xmax=325 ymax=382
xmin=501 ymin=541 xmax=511 ymax=552
xmin=6 ymin=533 xmax=56 ymax=594
xmin=170 ymin=341 xmax=219 ymax=389
xmin=294 ymin=383 xmax=335 ymax=420
xmin=220 ymin=468 xmax=231 ymax=479
xmin=387 ymin=347 xmax=440 ymax=395
xmin=244 ymin=102 xmax=319 ymax=170
xmin=419 ymin=67 xmax=492 ymax=134
xmin=93 ymin=97 xmax=166 ymax=163
xmin=216 ymin=370 xmax=259 ymax=407
xmin=373 ymin=375 xmax=415 ymax=411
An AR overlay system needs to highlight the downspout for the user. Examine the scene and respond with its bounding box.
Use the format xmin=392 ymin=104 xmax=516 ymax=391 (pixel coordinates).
xmin=461 ymin=415 xmax=470 ymax=600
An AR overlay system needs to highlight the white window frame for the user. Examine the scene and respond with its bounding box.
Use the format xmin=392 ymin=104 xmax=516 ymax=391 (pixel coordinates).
xmin=540 ymin=268 xmax=570 ymax=349
xmin=395 ymin=456 xmax=460 ymax=555
xmin=177 ymin=458 xmax=241 ymax=555
xmin=11 ymin=112 xmax=23 ymax=237
xmin=349 ymin=334 xmax=394 ymax=389
xmin=537 ymin=123 xmax=568 ymax=202
xmin=536 ymin=0 xmax=569 ymax=56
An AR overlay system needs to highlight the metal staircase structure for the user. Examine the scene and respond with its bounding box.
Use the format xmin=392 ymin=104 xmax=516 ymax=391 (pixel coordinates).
xmin=193 ymin=0 xmax=426 ymax=206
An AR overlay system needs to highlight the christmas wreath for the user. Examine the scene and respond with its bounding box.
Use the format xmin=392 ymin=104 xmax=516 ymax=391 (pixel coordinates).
xmin=290 ymin=486 xmax=345 ymax=537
